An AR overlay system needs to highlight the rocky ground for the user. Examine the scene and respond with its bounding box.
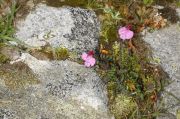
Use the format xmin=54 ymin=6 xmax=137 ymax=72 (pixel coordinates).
xmin=0 ymin=0 xmax=180 ymax=119
xmin=143 ymin=22 xmax=180 ymax=119
xmin=0 ymin=2 xmax=112 ymax=119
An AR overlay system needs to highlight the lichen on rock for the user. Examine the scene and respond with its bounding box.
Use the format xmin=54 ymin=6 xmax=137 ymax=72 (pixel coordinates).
xmin=0 ymin=53 xmax=112 ymax=119
xmin=15 ymin=4 xmax=100 ymax=56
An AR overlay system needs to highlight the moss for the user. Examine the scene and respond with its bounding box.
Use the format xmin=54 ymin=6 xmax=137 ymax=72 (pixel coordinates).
xmin=0 ymin=43 xmax=9 ymax=63
xmin=0 ymin=62 xmax=40 ymax=91
xmin=3 ymin=76 xmax=40 ymax=91
xmin=107 ymin=81 xmax=118 ymax=103
xmin=54 ymin=47 xmax=69 ymax=60
xmin=110 ymin=94 xmax=136 ymax=119
xmin=29 ymin=46 xmax=54 ymax=60
xmin=68 ymin=51 xmax=79 ymax=61
xmin=100 ymin=38 xmax=165 ymax=118
xmin=44 ymin=0 xmax=100 ymax=9
xmin=112 ymin=41 xmax=121 ymax=61
xmin=0 ymin=53 xmax=9 ymax=63
xmin=29 ymin=46 xmax=71 ymax=61
xmin=177 ymin=109 xmax=180 ymax=119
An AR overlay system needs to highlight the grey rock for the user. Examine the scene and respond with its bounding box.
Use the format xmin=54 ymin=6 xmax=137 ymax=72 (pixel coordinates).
xmin=176 ymin=8 xmax=180 ymax=18
xmin=156 ymin=113 xmax=176 ymax=119
xmin=2 ymin=3 xmax=111 ymax=119
xmin=0 ymin=53 xmax=111 ymax=119
xmin=143 ymin=24 xmax=180 ymax=118
xmin=15 ymin=4 xmax=100 ymax=55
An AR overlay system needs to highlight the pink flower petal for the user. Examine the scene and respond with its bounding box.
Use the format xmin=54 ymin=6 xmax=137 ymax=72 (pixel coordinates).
xmin=81 ymin=52 xmax=88 ymax=61
xmin=118 ymin=26 xmax=134 ymax=40
xmin=119 ymin=32 xmax=127 ymax=40
xmin=84 ymin=57 xmax=96 ymax=67
xmin=88 ymin=57 xmax=96 ymax=66
xmin=125 ymin=30 xmax=134 ymax=39
xmin=84 ymin=61 xmax=91 ymax=67
xmin=82 ymin=51 xmax=96 ymax=67
xmin=118 ymin=27 xmax=127 ymax=34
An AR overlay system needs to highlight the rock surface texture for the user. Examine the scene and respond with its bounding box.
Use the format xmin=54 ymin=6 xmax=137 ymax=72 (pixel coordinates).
xmin=0 ymin=3 xmax=112 ymax=119
xmin=143 ymin=24 xmax=180 ymax=119
xmin=15 ymin=4 xmax=100 ymax=54
xmin=0 ymin=53 xmax=110 ymax=119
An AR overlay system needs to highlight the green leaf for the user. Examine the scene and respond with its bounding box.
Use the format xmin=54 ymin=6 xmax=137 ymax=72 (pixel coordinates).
xmin=143 ymin=0 xmax=154 ymax=6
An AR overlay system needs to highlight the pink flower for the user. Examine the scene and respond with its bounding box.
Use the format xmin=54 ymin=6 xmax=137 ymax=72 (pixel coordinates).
xmin=118 ymin=25 xmax=134 ymax=40
xmin=81 ymin=51 xmax=96 ymax=67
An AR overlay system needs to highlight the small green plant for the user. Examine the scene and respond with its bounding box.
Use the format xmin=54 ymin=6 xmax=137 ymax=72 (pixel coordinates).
xmin=54 ymin=47 xmax=69 ymax=60
xmin=143 ymin=0 xmax=154 ymax=6
xmin=103 ymin=5 xmax=122 ymax=20
xmin=0 ymin=2 xmax=17 ymax=42
xmin=100 ymin=40 xmax=164 ymax=118
xmin=177 ymin=1 xmax=180 ymax=7
xmin=86 ymin=0 xmax=103 ymax=9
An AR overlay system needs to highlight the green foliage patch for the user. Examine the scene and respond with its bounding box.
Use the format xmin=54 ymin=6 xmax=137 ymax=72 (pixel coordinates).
xmin=0 ymin=2 xmax=17 ymax=43
xmin=54 ymin=47 xmax=70 ymax=60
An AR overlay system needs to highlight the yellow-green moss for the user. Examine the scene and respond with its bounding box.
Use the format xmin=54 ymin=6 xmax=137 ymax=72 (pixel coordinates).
xmin=177 ymin=109 xmax=180 ymax=119
xmin=112 ymin=41 xmax=121 ymax=61
xmin=28 ymin=46 xmax=70 ymax=61
xmin=54 ymin=47 xmax=69 ymax=60
xmin=0 ymin=62 xmax=40 ymax=91
xmin=29 ymin=46 xmax=54 ymax=60
xmin=3 ymin=77 xmax=40 ymax=91
xmin=107 ymin=81 xmax=118 ymax=103
xmin=110 ymin=94 xmax=137 ymax=119
xmin=0 ymin=53 xmax=9 ymax=63
xmin=0 ymin=43 xmax=9 ymax=63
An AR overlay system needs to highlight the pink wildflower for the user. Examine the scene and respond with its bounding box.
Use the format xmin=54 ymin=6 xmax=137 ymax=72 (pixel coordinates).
xmin=81 ymin=51 xmax=96 ymax=67
xmin=118 ymin=25 xmax=134 ymax=40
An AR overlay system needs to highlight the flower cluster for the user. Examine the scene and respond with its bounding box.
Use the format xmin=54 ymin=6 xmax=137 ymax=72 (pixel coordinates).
xmin=81 ymin=50 xmax=96 ymax=67
xmin=81 ymin=25 xmax=134 ymax=67
xmin=118 ymin=25 xmax=134 ymax=40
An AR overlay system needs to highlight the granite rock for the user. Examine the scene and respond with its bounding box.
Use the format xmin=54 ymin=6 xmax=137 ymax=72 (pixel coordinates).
xmin=143 ymin=24 xmax=180 ymax=119
xmin=0 ymin=3 xmax=113 ymax=119
xmin=15 ymin=4 xmax=100 ymax=55
xmin=0 ymin=53 xmax=111 ymax=119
